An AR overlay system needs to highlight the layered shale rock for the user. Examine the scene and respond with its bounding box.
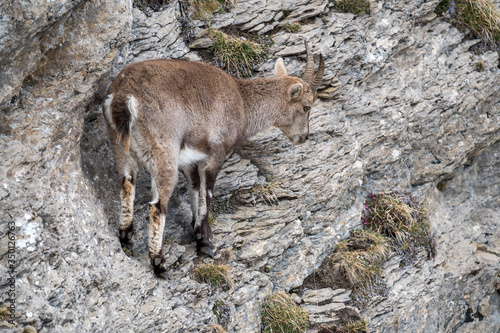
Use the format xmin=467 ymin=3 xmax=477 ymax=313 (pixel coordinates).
xmin=1 ymin=0 xmax=499 ymax=332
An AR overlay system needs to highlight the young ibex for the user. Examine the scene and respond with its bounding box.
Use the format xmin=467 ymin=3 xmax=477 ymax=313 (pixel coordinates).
xmin=104 ymin=42 xmax=324 ymax=274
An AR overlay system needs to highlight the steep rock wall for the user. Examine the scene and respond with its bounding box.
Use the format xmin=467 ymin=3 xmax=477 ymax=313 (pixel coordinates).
xmin=1 ymin=0 xmax=499 ymax=332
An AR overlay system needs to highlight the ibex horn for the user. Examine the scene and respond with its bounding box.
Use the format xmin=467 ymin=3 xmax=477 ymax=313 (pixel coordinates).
xmin=302 ymin=41 xmax=315 ymax=84
xmin=310 ymin=54 xmax=325 ymax=92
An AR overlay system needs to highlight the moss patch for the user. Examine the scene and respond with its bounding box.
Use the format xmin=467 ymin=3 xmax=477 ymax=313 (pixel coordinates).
xmin=261 ymin=293 xmax=309 ymax=333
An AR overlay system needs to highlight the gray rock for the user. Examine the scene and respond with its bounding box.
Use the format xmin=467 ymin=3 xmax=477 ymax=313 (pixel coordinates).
xmin=1 ymin=0 xmax=500 ymax=332
xmin=189 ymin=37 xmax=213 ymax=49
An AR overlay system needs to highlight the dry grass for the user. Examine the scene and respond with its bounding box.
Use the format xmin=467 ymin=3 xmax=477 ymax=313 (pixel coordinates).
xmin=192 ymin=0 xmax=221 ymax=20
xmin=194 ymin=264 xmax=233 ymax=290
xmin=331 ymin=229 xmax=390 ymax=287
xmin=436 ymin=0 xmax=500 ymax=45
xmin=252 ymin=181 xmax=280 ymax=205
xmin=456 ymin=0 xmax=500 ymax=43
xmin=284 ymin=22 xmax=302 ymax=32
xmin=345 ymin=319 xmax=368 ymax=332
xmin=202 ymin=324 xmax=227 ymax=333
xmin=362 ymin=191 xmax=435 ymax=265
xmin=209 ymin=29 xmax=272 ymax=77
xmin=317 ymin=319 xmax=368 ymax=333
xmin=261 ymin=292 xmax=310 ymax=333
xmin=0 ymin=307 xmax=9 ymax=320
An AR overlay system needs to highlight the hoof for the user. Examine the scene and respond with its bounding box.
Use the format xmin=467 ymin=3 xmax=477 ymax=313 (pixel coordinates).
xmin=200 ymin=246 xmax=215 ymax=258
xmin=197 ymin=239 xmax=215 ymax=258
xmin=151 ymin=257 xmax=167 ymax=275
xmin=119 ymin=229 xmax=133 ymax=246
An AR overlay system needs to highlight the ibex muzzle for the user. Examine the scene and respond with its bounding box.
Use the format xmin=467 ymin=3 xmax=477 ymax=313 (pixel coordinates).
xmin=104 ymin=42 xmax=324 ymax=274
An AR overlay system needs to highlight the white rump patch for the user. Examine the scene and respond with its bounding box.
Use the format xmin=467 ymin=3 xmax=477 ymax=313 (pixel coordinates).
xmin=178 ymin=146 xmax=207 ymax=168
xmin=104 ymin=94 xmax=115 ymax=129
xmin=127 ymin=95 xmax=138 ymax=123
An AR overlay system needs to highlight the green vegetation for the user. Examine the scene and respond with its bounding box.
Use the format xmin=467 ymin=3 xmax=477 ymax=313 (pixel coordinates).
xmin=212 ymin=300 xmax=231 ymax=330
xmin=209 ymin=29 xmax=272 ymax=77
xmin=436 ymin=0 xmax=500 ymax=44
xmin=331 ymin=0 xmax=371 ymax=15
xmin=194 ymin=263 xmax=233 ymax=290
xmin=284 ymin=22 xmax=302 ymax=32
xmin=261 ymin=292 xmax=309 ymax=333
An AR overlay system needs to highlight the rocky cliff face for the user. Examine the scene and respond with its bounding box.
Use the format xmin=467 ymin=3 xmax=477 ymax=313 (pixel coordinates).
xmin=1 ymin=0 xmax=499 ymax=332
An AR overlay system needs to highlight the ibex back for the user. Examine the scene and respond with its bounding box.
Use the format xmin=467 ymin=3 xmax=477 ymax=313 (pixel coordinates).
xmin=104 ymin=42 xmax=324 ymax=274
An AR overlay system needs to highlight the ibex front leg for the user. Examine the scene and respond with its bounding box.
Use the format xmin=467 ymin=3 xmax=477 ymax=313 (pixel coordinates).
xmin=194 ymin=155 xmax=224 ymax=258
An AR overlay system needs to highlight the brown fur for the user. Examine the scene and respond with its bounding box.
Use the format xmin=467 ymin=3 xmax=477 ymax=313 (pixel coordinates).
xmin=104 ymin=51 xmax=323 ymax=272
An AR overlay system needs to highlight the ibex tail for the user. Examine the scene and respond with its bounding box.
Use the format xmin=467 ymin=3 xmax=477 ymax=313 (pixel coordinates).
xmin=104 ymin=94 xmax=138 ymax=152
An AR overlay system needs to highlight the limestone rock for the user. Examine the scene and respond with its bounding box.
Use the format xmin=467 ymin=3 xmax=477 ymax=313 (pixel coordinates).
xmin=1 ymin=0 xmax=500 ymax=332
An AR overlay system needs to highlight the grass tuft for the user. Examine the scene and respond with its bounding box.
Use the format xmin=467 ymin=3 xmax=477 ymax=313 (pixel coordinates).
xmin=303 ymin=191 xmax=435 ymax=309
xmin=261 ymin=292 xmax=309 ymax=333
xmin=436 ymin=0 xmax=500 ymax=45
xmin=188 ymin=0 xmax=235 ymax=20
xmin=209 ymin=29 xmax=272 ymax=77
xmin=331 ymin=0 xmax=371 ymax=15
xmin=456 ymin=0 xmax=500 ymax=43
xmin=0 ymin=307 xmax=9 ymax=320
xmin=331 ymin=229 xmax=390 ymax=287
xmin=252 ymin=181 xmax=280 ymax=205
xmin=320 ymin=318 xmax=368 ymax=332
xmin=194 ymin=264 xmax=233 ymax=290
xmin=203 ymin=324 xmax=227 ymax=333
xmin=284 ymin=22 xmax=302 ymax=32
xmin=362 ymin=191 xmax=436 ymax=265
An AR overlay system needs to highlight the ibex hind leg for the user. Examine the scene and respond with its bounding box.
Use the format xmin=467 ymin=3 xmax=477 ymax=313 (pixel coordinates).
xmin=114 ymin=148 xmax=138 ymax=247
xmin=119 ymin=174 xmax=136 ymax=246
xmin=148 ymin=152 xmax=178 ymax=275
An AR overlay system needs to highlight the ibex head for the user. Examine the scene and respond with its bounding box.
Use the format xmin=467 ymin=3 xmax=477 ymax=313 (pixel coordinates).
xmin=273 ymin=42 xmax=324 ymax=145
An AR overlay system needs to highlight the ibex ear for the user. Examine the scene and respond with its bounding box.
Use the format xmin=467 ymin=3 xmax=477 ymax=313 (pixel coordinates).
xmin=288 ymin=83 xmax=303 ymax=100
xmin=274 ymin=58 xmax=288 ymax=77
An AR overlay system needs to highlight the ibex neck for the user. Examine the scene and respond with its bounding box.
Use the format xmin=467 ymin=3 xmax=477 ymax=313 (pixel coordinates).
xmin=237 ymin=77 xmax=287 ymax=138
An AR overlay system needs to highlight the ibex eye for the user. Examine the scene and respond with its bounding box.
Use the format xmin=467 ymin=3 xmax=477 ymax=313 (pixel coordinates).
xmin=303 ymin=106 xmax=311 ymax=112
